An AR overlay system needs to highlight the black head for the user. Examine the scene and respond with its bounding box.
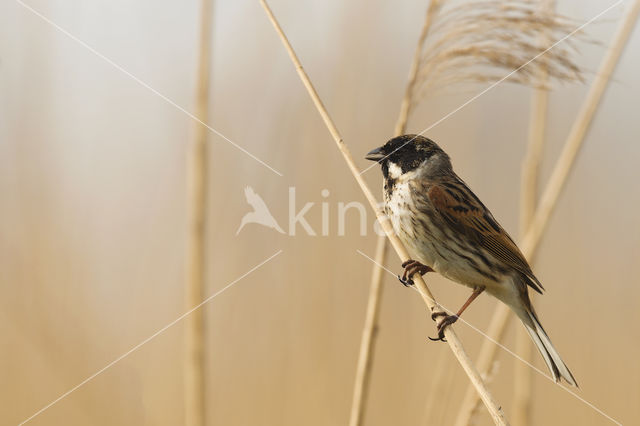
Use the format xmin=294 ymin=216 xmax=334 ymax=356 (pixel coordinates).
xmin=365 ymin=135 xmax=450 ymax=179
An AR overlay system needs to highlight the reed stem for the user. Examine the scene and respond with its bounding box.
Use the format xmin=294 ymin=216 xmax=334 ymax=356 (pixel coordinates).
xmin=349 ymin=3 xmax=441 ymax=425
xmin=259 ymin=1 xmax=509 ymax=424
xmin=185 ymin=1 xmax=213 ymax=425
xmin=455 ymin=2 xmax=640 ymax=423
xmin=513 ymin=1 xmax=555 ymax=423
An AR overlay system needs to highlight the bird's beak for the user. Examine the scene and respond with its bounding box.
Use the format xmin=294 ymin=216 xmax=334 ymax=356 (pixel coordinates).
xmin=365 ymin=146 xmax=385 ymax=162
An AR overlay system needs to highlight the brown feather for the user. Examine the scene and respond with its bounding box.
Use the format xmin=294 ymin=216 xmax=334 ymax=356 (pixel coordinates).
xmin=424 ymin=181 xmax=544 ymax=294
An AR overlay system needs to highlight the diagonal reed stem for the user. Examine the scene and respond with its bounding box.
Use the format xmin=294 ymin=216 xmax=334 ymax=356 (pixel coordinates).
xmin=454 ymin=1 xmax=640 ymax=423
xmin=259 ymin=1 xmax=508 ymax=424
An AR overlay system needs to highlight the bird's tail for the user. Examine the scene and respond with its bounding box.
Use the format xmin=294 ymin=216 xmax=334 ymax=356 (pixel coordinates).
xmin=517 ymin=305 xmax=578 ymax=387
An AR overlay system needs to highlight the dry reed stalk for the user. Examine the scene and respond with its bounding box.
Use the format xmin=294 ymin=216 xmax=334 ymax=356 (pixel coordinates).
xmin=455 ymin=1 xmax=640 ymax=423
xmin=348 ymin=4 xmax=441 ymax=426
xmin=185 ymin=1 xmax=213 ymax=425
xmin=259 ymin=1 xmax=509 ymax=424
xmin=395 ymin=1 xmax=443 ymax=138
xmin=454 ymin=307 xmax=511 ymax=426
xmin=348 ymin=235 xmax=387 ymax=426
xmin=513 ymin=1 xmax=555 ymax=424
xmin=522 ymin=0 xmax=640 ymax=252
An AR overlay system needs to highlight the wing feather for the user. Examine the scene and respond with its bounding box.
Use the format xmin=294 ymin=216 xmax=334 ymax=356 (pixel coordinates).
xmin=423 ymin=181 xmax=543 ymax=293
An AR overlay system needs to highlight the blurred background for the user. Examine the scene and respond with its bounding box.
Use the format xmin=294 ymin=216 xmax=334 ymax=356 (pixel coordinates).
xmin=1 ymin=0 xmax=639 ymax=425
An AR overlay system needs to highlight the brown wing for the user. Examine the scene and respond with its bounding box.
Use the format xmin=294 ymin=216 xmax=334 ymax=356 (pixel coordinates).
xmin=423 ymin=181 xmax=543 ymax=293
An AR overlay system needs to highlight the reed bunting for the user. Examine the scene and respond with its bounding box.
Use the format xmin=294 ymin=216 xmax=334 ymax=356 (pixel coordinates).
xmin=366 ymin=134 xmax=577 ymax=386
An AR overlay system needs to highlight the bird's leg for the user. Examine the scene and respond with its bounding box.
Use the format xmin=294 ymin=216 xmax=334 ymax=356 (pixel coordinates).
xmin=429 ymin=286 xmax=485 ymax=342
xmin=398 ymin=259 xmax=433 ymax=286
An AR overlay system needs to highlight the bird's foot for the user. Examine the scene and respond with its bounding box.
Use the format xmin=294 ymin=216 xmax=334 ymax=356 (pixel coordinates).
xmin=397 ymin=259 xmax=433 ymax=287
xmin=428 ymin=311 xmax=459 ymax=342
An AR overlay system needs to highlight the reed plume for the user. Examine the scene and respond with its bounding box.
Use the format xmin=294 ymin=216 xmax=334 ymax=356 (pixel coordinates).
xmin=412 ymin=0 xmax=583 ymax=102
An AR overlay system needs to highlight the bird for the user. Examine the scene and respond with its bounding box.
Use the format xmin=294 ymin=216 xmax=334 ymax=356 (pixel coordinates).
xmin=365 ymin=134 xmax=577 ymax=386
xmin=236 ymin=186 xmax=285 ymax=235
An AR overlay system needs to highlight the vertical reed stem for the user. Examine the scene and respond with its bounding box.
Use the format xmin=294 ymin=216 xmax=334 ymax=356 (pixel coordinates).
xmin=394 ymin=1 xmax=442 ymax=138
xmin=455 ymin=2 xmax=640 ymax=423
xmin=514 ymin=1 xmax=554 ymax=424
xmin=185 ymin=1 xmax=213 ymax=425
xmin=349 ymin=3 xmax=441 ymax=425
xmin=348 ymin=235 xmax=387 ymax=426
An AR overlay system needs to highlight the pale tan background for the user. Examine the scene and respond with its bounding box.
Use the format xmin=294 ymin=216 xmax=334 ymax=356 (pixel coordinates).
xmin=1 ymin=0 xmax=639 ymax=425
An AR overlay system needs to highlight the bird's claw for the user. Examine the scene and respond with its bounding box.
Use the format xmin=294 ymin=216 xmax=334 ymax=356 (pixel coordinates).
xmin=397 ymin=274 xmax=414 ymax=287
xmin=397 ymin=259 xmax=432 ymax=287
xmin=428 ymin=312 xmax=459 ymax=343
